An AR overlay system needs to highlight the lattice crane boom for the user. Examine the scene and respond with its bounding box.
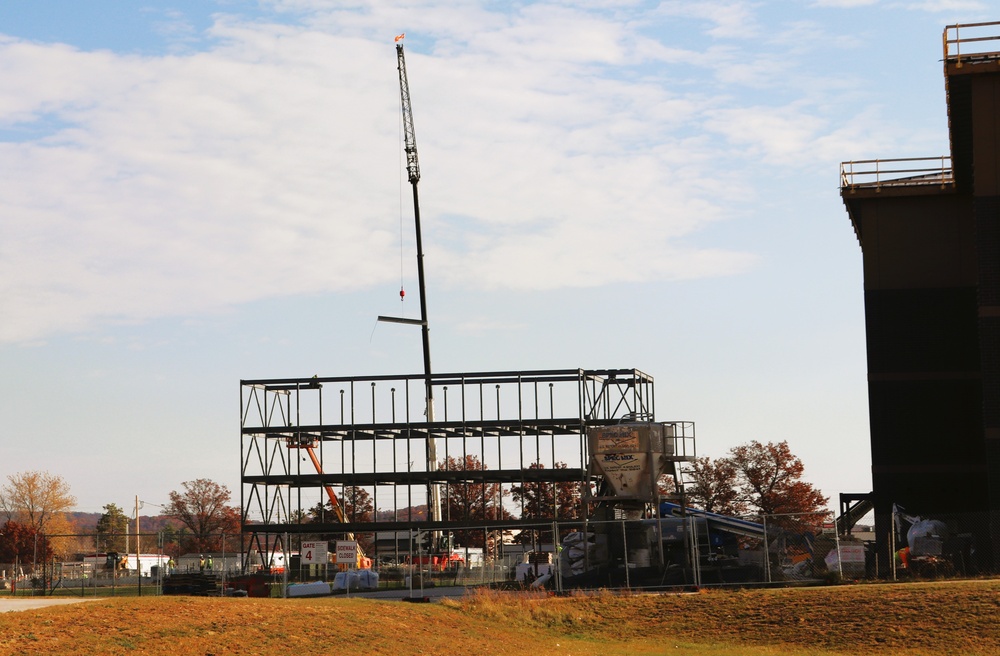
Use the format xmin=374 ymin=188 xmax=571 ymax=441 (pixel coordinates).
xmin=397 ymin=42 xmax=421 ymax=185
xmin=394 ymin=37 xmax=441 ymax=527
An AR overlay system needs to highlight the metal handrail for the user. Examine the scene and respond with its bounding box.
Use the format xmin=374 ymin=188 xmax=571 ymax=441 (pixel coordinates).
xmin=944 ymin=21 xmax=1000 ymax=65
xmin=840 ymin=156 xmax=952 ymax=191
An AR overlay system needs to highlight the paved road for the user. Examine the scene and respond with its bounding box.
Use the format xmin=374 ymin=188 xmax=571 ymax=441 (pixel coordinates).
xmin=0 ymin=598 xmax=97 ymax=613
xmin=0 ymin=587 xmax=472 ymax=608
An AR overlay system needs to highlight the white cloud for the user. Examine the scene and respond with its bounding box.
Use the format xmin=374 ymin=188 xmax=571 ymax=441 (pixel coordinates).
xmin=654 ymin=1 xmax=762 ymax=39
xmin=902 ymin=0 xmax=989 ymax=12
xmin=0 ymin=2 xmax=911 ymax=342
xmin=812 ymin=0 xmax=879 ymax=7
xmin=455 ymin=318 xmax=528 ymax=334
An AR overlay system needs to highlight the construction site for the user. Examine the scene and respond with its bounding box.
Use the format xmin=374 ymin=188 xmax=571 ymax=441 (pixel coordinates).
xmin=229 ymin=37 xmax=842 ymax=596
xmin=206 ymin=21 xmax=1000 ymax=596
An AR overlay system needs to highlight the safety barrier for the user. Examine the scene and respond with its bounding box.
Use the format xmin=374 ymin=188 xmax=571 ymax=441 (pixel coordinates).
xmin=944 ymin=21 xmax=1000 ymax=65
xmin=840 ymin=157 xmax=952 ymax=191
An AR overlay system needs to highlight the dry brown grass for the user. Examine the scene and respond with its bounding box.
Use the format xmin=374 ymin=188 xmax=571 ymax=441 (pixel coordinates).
xmin=1 ymin=579 xmax=999 ymax=655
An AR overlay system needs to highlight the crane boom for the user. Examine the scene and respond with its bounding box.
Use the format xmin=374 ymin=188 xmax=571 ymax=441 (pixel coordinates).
xmin=286 ymin=437 xmax=372 ymax=569
xmin=394 ymin=39 xmax=441 ymax=528
xmin=396 ymin=42 xmax=420 ymax=185
xmin=302 ymin=443 xmax=347 ymax=523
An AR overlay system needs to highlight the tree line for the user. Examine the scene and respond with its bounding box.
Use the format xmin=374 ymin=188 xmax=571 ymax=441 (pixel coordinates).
xmin=0 ymin=475 xmax=242 ymax=564
xmin=0 ymin=440 xmax=829 ymax=563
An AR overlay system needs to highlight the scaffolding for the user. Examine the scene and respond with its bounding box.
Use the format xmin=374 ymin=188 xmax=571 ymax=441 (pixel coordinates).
xmin=240 ymin=368 xmax=695 ymax=565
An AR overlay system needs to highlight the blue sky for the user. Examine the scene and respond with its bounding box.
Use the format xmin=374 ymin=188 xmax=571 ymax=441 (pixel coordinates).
xmin=1 ymin=0 xmax=992 ymax=515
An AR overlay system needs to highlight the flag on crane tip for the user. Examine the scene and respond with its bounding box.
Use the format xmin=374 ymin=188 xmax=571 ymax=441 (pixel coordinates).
xmin=394 ymin=33 xmax=405 ymax=42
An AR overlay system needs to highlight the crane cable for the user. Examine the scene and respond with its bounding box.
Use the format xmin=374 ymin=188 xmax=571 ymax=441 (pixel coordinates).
xmin=398 ymin=93 xmax=406 ymax=310
xmin=373 ymin=59 xmax=409 ymax=345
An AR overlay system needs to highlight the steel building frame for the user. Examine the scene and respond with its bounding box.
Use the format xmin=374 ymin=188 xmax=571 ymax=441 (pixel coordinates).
xmin=239 ymin=368 xmax=694 ymax=562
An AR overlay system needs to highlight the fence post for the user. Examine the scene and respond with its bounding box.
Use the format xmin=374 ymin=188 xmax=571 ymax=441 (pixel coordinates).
xmin=686 ymin=514 xmax=700 ymax=588
xmin=31 ymin=533 xmax=37 ymax=598
xmin=832 ymin=512 xmax=844 ymax=579
xmin=890 ymin=512 xmax=897 ymax=582
xmin=762 ymin=515 xmax=770 ymax=583
xmin=282 ymin=532 xmax=289 ymax=598
xmin=622 ymin=520 xmax=630 ymax=591
xmin=552 ymin=520 xmax=562 ymax=594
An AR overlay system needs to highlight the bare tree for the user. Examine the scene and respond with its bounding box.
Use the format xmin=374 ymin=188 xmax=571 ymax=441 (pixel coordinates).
xmin=0 ymin=470 xmax=76 ymax=532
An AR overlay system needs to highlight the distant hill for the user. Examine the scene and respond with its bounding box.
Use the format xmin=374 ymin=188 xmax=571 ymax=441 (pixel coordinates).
xmin=67 ymin=512 xmax=181 ymax=535
xmin=65 ymin=506 xmax=428 ymax=534
xmin=377 ymin=505 xmax=428 ymax=521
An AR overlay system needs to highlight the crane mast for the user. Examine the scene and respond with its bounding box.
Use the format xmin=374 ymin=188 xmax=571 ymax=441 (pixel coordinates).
xmin=395 ymin=40 xmax=441 ymax=527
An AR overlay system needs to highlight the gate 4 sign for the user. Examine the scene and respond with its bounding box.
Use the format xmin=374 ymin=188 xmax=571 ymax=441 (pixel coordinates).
xmin=336 ymin=540 xmax=358 ymax=565
xmin=301 ymin=541 xmax=329 ymax=564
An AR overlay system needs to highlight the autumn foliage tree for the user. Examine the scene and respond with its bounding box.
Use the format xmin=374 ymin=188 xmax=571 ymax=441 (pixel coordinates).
xmin=306 ymin=486 xmax=375 ymax=553
xmin=682 ymin=456 xmax=746 ymax=516
xmin=439 ymin=455 xmax=513 ymax=548
xmin=727 ymin=441 xmax=828 ymax=518
xmin=511 ymin=462 xmax=581 ymax=545
xmin=728 ymin=441 xmax=829 ymax=534
xmin=682 ymin=441 xmax=827 ymax=529
xmin=0 ymin=471 xmax=76 ymax=533
xmin=162 ymin=479 xmax=241 ymax=554
xmin=0 ymin=471 xmax=78 ymax=561
xmin=0 ymin=520 xmax=53 ymax=565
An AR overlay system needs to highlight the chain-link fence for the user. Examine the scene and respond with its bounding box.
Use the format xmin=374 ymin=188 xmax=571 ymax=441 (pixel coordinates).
xmin=261 ymin=511 xmax=853 ymax=594
xmin=0 ymin=531 xmax=243 ymax=597
xmin=880 ymin=507 xmax=993 ymax=581
xmin=4 ymin=509 xmax=993 ymax=597
xmin=462 ymin=512 xmax=851 ymax=591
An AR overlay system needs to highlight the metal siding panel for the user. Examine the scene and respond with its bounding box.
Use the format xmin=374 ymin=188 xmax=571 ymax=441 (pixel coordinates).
xmin=856 ymin=196 xmax=975 ymax=291
xmin=976 ymin=197 xmax=1000 ymax=306
xmin=972 ymin=75 xmax=1000 ymax=196
xmin=864 ymin=288 xmax=980 ymax=373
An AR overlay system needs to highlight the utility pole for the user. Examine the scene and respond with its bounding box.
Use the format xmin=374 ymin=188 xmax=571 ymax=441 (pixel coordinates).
xmin=135 ymin=496 xmax=141 ymax=596
xmin=135 ymin=496 xmax=140 ymax=557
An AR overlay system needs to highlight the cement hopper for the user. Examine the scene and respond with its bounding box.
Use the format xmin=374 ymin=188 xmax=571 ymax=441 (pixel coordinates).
xmin=588 ymin=422 xmax=675 ymax=502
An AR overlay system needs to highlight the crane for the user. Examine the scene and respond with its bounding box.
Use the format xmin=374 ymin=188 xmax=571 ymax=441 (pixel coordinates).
xmin=286 ymin=435 xmax=373 ymax=569
xmin=381 ymin=35 xmax=442 ymax=529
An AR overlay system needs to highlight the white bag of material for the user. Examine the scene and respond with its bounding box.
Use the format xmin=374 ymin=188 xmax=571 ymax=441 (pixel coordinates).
xmin=356 ymin=569 xmax=379 ymax=591
xmin=332 ymin=570 xmax=361 ymax=591
xmin=287 ymin=581 xmax=332 ymax=597
xmin=562 ymin=532 xmax=594 ymax=546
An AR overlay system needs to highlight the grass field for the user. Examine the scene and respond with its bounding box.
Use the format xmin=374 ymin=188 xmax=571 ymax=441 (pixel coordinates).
xmin=2 ymin=579 xmax=999 ymax=655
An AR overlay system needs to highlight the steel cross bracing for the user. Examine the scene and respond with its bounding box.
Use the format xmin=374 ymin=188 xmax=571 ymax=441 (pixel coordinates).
xmin=239 ymin=368 xmax=691 ymax=540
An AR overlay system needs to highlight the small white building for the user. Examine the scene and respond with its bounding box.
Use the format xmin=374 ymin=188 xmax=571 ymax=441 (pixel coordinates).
xmin=81 ymin=553 xmax=170 ymax=577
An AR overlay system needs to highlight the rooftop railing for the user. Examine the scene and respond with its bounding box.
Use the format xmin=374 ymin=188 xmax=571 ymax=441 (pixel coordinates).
xmin=840 ymin=156 xmax=952 ymax=191
xmin=944 ymin=21 xmax=1000 ymax=66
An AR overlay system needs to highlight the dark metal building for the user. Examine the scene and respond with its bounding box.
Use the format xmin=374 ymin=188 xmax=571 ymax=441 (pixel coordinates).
xmin=840 ymin=22 xmax=1000 ymax=570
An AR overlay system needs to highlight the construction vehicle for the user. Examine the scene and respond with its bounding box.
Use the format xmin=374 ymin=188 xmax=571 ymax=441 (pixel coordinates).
xmin=383 ymin=34 xmax=449 ymax=563
xmin=286 ymin=436 xmax=373 ymax=569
